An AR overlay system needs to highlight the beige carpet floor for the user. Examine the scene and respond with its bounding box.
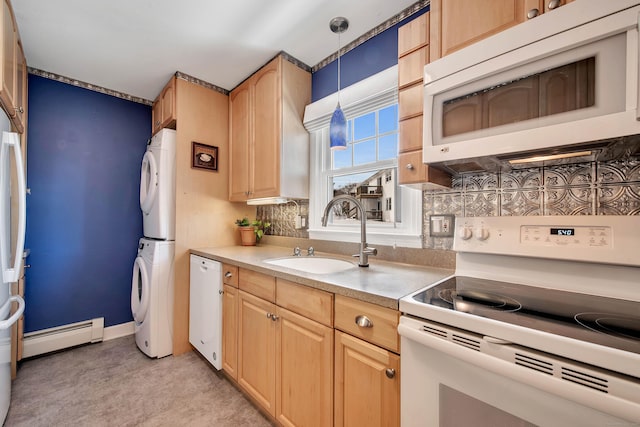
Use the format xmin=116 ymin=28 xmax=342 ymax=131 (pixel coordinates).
xmin=5 ymin=335 xmax=273 ymax=427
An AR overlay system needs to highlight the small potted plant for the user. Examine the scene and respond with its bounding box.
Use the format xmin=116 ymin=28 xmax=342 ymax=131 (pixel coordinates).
xmin=235 ymin=218 xmax=271 ymax=246
xmin=236 ymin=217 xmax=256 ymax=246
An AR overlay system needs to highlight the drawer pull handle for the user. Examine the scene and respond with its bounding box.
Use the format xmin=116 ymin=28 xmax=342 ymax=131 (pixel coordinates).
xmin=548 ymin=0 xmax=560 ymax=10
xmin=224 ymin=271 xmax=233 ymax=278
xmin=527 ymin=8 xmax=539 ymax=19
xmin=355 ymin=315 xmax=373 ymax=328
xmin=385 ymin=368 xmax=396 ymax=379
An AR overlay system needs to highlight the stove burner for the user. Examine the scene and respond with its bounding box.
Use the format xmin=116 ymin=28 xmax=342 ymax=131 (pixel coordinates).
xmin=438 ymin=288 xmax=522 ymax=312
xmin=575 ymin=312 xmax=640 ymax=340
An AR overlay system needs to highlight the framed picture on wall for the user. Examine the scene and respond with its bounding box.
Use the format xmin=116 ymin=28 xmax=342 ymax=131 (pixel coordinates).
xmin=192 ymin=142 xmax=218 ymax=171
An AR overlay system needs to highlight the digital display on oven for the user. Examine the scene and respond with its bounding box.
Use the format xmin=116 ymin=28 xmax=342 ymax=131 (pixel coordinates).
xmin=550 ymin=228 xmax=575 ymax=236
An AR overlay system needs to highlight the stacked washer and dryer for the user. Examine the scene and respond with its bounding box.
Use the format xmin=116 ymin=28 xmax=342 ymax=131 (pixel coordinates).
xmin=131 ymin=129 xmax=176 ymax=358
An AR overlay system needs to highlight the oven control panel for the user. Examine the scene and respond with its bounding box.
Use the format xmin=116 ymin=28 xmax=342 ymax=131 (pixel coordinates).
xmin=453 ymin=216 xmax=639 ymax=266
xmin=520 ymin=225 xmax=611 ymax=247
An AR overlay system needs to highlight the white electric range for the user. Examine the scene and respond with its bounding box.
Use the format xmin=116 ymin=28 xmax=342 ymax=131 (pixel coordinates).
xmin=398 ymin=216 xmax=640 ymax=426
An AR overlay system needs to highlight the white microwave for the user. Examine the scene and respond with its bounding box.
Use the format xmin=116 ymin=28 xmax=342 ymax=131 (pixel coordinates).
xmin=423 ymin=0 xmax=640 ymax=172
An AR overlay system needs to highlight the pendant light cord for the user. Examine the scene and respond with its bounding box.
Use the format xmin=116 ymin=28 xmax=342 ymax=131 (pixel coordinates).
xmin=337 ymin=31 xmax=341 ymax=104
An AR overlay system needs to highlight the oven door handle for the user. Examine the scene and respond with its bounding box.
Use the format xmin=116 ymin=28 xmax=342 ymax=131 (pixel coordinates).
xmin=398 ymin=320 xmax=640 ymax=423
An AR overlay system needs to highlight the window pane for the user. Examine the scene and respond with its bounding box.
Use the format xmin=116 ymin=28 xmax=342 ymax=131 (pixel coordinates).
xmin=378 ymin=134 xmax=398 ymax=161
xmin=329 ymin=168 xmax=397 ymax=223
xmin=353 ymin=139 xmax=376 ymax=165
xmin=353 ymin=112 xmax=375 ymax=140
xmin=379 ymin=104 xmax=398 ymax=133
xmin=333 ymin=144 xmax=353 ymax=169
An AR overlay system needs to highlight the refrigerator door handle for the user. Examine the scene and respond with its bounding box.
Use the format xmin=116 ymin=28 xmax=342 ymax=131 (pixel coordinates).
xmin=0 ymin=296 xmax=25 ymax=330
xmin=1 ymin=132 xmax=26 ymax=284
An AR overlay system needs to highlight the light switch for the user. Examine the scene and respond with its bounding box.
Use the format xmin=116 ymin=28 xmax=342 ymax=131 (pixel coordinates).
xmin=429 ymin=215 xmax=455 ymax=237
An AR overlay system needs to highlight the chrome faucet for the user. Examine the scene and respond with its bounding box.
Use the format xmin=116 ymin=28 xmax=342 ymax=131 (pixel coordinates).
xmin=321 ymin=195 xmax=377 ymax=267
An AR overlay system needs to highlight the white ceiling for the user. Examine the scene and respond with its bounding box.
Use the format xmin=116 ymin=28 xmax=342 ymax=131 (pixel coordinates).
xmin=13 ymin=0 xmax=417 ymax=102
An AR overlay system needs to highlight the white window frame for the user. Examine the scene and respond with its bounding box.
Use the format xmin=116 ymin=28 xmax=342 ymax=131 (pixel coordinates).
xmin=304 ymin=66 xmax=423 ymax=248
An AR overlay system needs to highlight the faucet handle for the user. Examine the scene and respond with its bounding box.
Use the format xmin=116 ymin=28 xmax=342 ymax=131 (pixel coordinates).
xmin=293 ymin=247 xmax=301 ymax=256
xmin=307 ymin=247 xmax=315 ymax=256
xmin=364 ymin=247 xmax=377 ymax=256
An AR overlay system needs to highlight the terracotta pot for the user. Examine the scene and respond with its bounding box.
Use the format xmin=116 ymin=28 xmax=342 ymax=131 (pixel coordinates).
xmin=238 ymin=226 xmax=256 ymax=246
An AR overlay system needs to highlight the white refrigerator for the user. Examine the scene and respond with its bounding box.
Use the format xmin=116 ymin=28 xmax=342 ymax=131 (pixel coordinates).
xmin=0 ymin=120 xmax=26 ymax=422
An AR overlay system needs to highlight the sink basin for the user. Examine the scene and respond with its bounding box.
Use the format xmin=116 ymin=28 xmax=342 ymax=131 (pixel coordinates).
xmin=264 ymin=257 xmax=356 ymax=274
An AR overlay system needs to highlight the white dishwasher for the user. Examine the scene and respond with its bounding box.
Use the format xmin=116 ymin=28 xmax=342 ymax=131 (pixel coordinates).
xmin=189 ymin=255 xmax=222 ymax=369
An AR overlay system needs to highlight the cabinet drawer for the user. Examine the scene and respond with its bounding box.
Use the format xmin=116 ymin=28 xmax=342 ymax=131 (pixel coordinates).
xmin=222 ymin=263 xmax=239 ymax=287
xmin=276 ymin=279 xmax=333 ymax=327
xmin=334 ymin=295 xmax=399 ymax=353
xmin=398 ymin=46 xmax=428 ymax=89
xmin=398 ymin=82 xmax=423 ymax=120
xmin=399 ymin=115 xmax=423 ymax=153
xmin=239 ymin=268 xmax=275 ymax=302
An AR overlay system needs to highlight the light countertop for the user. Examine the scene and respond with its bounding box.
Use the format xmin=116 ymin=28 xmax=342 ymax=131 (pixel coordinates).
xmin=191 ymin=245 xmax=453 ymax=309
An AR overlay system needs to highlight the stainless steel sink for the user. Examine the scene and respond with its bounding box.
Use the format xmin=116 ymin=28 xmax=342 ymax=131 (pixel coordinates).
xmin=263 ymin=256 xmax=356 ymax=274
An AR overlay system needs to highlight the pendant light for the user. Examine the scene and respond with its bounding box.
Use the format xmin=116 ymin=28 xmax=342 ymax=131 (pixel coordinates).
xmin=329 ymin=17 xmax=349 ymax=151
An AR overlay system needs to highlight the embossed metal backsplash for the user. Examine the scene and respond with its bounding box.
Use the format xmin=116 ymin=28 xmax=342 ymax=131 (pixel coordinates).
xmin=424 ymin=157 xmax=640 ymax=249
xmin=258 ymin=157 xmax=639 ymax=249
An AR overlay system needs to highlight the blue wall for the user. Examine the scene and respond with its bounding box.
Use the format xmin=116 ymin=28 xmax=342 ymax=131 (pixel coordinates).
xmin=312 ymin=8 xmax=428 ymax=101
xmin=25 ymin=75 xmax=151 ymax=332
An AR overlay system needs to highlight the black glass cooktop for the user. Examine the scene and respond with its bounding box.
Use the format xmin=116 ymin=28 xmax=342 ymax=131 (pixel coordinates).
xmin=412 ymin=276 xmax=640 ymax=355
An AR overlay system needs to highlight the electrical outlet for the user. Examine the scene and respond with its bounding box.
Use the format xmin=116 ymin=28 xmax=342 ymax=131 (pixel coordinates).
xmin=429 ymin=214 xmax=455 ymax=237
xmin=295 ymin=215 xmax=302 ymax=229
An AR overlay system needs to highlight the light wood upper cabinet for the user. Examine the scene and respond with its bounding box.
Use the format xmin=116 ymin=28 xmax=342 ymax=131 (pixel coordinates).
xmin=0 ymin=0 xmax=26 ymax=133
xmin=430 ymin=0 xmax=574 ymax=60
xmin=152 ymin=77 xmax=176 ymax=135
xmin=397 ymin=12 xmax=451 ymax=188
xmin=334 ymin=331 xmax=400 ymax=427
xmin=229 ymin=54 xmax=311 ymax=202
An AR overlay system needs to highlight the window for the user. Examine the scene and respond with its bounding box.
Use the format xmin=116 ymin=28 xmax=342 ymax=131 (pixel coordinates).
xmin=304 ymin=66 xmax=423 ymax=248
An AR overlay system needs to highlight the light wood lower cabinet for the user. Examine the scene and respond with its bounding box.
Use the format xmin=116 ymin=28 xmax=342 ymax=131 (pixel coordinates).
xmin=276 ymin=306 xmax=333 ymax=427
xmin=236 ymin=277 xmax=334 ymax=425
xmin=224 ymin=267 xmax=399 ymax=427
xmin=334 ymin=331 xmax=400 ymax=427
xmin=221 ymin=284 xmax=238 ymax=379
xmin=238 ymin=290 xmax=277 ymax=415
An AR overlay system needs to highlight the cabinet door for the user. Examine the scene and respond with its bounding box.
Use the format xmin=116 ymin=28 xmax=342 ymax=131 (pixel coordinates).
xmin=13 ymin=39 xmax=24 ymax=132
xmin=160 ymin=78 xmax=175 ymax=127
xmin=276 ymin=307 xmax=333 ymax=427
xmin=1 ymin=0 xmax=16 ymax=118
xmin=228 ymin=83 xmax=251 ymax=201
xmin=251 ymin=58 xmax=280 ymax=199
xmin=430 ymin=0 xmax=526 ymax=59
xmin=238 ymin=290 xmax=276 ymax=416
xmin=222 ymin=284 xmax=238 ymax=379
xmin=398 ymin=83 xmax=423 ymax=121
xmin=334 ymin=331 xmax=400 ymax=427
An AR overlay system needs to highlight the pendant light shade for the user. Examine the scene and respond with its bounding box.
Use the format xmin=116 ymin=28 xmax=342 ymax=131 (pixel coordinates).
xmin=329 ymin=17 xmax=349 ymax=151
xmin=329 ymin=102 xmax=347 ymax=150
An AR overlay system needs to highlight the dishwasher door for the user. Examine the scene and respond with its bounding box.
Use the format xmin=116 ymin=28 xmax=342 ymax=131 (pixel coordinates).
xmin=189 ymin=255 xmax=222 ymax=369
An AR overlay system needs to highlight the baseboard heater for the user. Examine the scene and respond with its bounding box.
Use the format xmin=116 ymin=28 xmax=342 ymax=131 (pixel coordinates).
xmin=22 ymin=317 xmax=104 ymax=358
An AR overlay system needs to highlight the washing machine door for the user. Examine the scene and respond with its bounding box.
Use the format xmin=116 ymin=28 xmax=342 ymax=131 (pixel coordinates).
xmin=139 ymin=150 xmax=158 ymax=214
xmin=131 ymin=256 xmax=150 ymax=323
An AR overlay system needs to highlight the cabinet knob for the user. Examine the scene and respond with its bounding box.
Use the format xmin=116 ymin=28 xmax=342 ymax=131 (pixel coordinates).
xmin=548 ymin=0 xmax=560 ymax=10
xmin=405 ymin=163 xmax=414 ymax=170
xmin=224 ymin=271 xmax=233 ymax=278
xmin=355 ymin=315 xmax=373 ymax=328
xmin=14 ymin=107 xmax=24 ymax=114
xmin=385 ymin=368 xmax=396 ymax=379
xmin=271 ymin=314 xmax=279 ymax=321
xmin=218 ymin=290 xmax=224 ymax=295
xmin=267 ymin=312 xmax=272 ymax=319
xmin=527 ymin=8 xmax=539 ymax=19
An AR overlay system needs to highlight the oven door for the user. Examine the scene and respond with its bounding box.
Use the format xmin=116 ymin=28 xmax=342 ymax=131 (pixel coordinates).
xmin=398 ymin=316 xmax=640 ymax=427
